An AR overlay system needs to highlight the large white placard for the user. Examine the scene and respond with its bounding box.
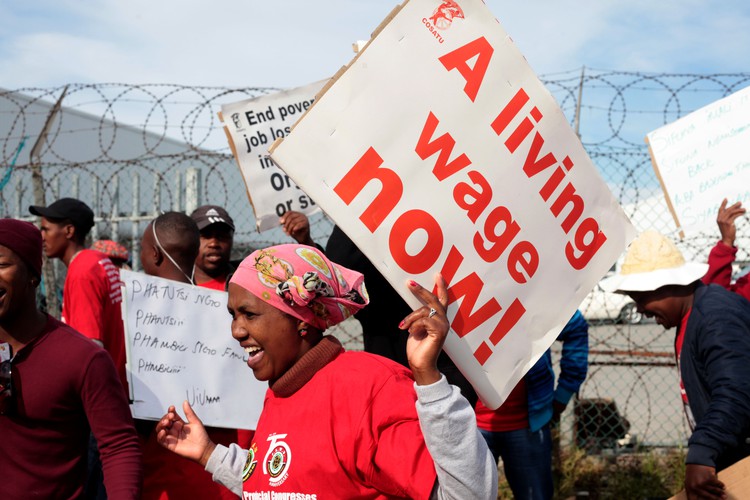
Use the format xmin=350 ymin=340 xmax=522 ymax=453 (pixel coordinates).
xmin=270 ymin=0 xmax=635 ymax=409
xmin=221 ymin=81 xmax=325 ymax=232
xmin=646 ymin=85 xmax=750 ymax=236
xmin=121 ymin=270 xmax=266 ymax=428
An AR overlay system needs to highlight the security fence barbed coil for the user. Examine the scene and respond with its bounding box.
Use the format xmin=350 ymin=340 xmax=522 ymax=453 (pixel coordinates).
xmin=2 ymin=69 xmax=749 ymax=450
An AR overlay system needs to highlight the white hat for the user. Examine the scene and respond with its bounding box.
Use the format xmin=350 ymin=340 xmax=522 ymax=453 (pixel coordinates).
xmin=600 ymin=230 xmax=708 ymax=293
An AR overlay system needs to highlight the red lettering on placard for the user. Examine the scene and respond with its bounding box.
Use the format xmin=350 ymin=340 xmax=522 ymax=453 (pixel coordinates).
xmin=438 ymin=37 xmax=494 ymax=102
xmin=439 ymin=246 xmax=501 ymax=337
xmin=470 ymin=296 xmax=527 ymax=366
xmin=507 ymin=240 xmax=538 ymax=284
xmin=505 ymin=107 xmax=542 ymax=154
xmin=389 ymin=209 xmax=443 ymax=274
xmin=415 ymin=112 xmax=472 ymax=181
xmin=471 ymin=298 xmax=527 ymax=365
xmin=489 ymin=298 xmax=526 ymax=345
xmin=565 ymin=217 xmax=607 ymax=270
xmin=551 ymin=183 xmax=584 ymax=234
xmin=474 ymin=341 xmax=493 ymax=365
xmin=522 ymin=132 xmax=557 ymax=177
xmin=491 ymin=88 xmax=608 ymax=268
xmin=490 ymin=88 xmax=529 ymax=136
xmin=453 ymin=170 xmax=492 ymax=223
xmin=474 ymin=205 xmax=521 ymax=263
xmin=333 ymin=147 xmax=403 ymax=232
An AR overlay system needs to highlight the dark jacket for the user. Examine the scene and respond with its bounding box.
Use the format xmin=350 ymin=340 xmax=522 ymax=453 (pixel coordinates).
xmin=682 ymin=283 xmax=750 ymax=469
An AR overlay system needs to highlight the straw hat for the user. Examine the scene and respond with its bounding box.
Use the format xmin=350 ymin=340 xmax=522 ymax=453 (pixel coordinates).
xmin=600 ymin=230 xmax=708 ymax=293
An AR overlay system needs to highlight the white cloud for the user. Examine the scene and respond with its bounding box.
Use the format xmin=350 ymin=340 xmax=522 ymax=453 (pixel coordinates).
xmin=1 ymin=0 xmax=748 ymax=88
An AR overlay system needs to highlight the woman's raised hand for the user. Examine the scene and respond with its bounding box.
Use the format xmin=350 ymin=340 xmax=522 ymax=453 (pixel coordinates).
xmin=155 ymin=400 xmax=216 ymax=467
xmin=400 ymin=273 xmax=450 ymax=386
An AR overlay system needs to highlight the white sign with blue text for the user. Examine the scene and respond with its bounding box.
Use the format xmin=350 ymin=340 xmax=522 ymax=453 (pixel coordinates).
xmin=647 ymin=84 xmax=750 ymax=236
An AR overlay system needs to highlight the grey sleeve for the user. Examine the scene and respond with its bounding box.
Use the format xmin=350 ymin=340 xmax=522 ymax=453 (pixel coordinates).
xmin=204 ymin=443 xmax=246 ymax=497
xmin=415 ymin=375 xmax=498 ymax=500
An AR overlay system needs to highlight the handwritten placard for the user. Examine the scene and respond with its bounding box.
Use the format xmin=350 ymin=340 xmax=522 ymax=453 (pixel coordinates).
xmin=270 ymin=0 xmax=635 ymax=409
xmin=646 ymin=84 xmax=750 ymax=236
xmin=221 ymin=81 xmax=326 ymax=231
xmin=121 ymin=270 xmax=266 ymax=428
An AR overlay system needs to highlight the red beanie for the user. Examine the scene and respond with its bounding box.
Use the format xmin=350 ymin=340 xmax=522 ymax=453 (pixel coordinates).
xmin=0 ymin=219 xmax=43 ymax=277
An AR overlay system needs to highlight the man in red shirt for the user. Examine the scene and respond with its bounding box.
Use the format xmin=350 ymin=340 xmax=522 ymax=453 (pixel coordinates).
xmin=29 ymin=198 xmax=127 ymax=387
xmin=190 ymin=205 xmax=235 ymax=290
xmin=701 ymin=199 xmax=750 ymax=301
xmin=0 ymin=218 xmax=141 ymax=499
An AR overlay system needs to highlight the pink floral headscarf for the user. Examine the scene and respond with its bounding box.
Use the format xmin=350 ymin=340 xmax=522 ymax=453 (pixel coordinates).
xmin=229 ymin=244 xmax=369 ymax=330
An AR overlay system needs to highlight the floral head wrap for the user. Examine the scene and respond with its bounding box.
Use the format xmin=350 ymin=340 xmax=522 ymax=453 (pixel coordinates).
xmin=230 ymin=244 xmax=369 ymax=330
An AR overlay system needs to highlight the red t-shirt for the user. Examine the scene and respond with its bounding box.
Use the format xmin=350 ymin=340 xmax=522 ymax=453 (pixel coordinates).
xmin=141 ymin=279 xmax=254 ymax=500
xmin=242 ymin=351 xmax=437 ymax=498
xmin=0 ymin=316 xmax=141 ymax=499
xmin=195 ymin=276 xmax=227 ymax=291
xmin=676 ymin=308 xmax=696 ymax=430
xmin=474 ymin=378 xmax=529 ymax=432
xmin=62 ymin=249 xmax=127 ymax=392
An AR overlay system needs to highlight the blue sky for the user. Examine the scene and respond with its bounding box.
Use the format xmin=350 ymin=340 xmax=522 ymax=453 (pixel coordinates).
xmin=1 ymin=0 xmax=748 ymax=89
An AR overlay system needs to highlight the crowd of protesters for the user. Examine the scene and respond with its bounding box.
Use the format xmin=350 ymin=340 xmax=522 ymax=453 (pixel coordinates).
xmin=0 ymin=194 xmax=748 ymax=500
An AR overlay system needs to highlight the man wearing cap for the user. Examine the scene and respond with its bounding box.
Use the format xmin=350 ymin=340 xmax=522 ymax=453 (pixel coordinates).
xmin=190 ymin=205 xmax=235 ymax=290
xmin=602 ymin=230 xmax=750 ymax=499
xmin=29 ymin=198 xmax=127 ymax=390
xmin=0 ymin=218 xmax=142 ymax=499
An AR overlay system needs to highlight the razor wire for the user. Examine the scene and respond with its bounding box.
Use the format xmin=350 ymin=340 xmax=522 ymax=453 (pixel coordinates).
xmin=2 ymin=70 xmax=749 ymax=448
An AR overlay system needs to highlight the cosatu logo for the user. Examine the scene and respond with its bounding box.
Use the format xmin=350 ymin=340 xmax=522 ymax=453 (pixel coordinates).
xmin=429 ymin=1 xmax=464 ymax=30
xmin=423 ymin=1 xmax=464 ymax=44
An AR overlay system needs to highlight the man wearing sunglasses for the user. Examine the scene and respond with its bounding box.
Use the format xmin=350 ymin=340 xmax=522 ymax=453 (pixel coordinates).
xmin=0 ymin=218 xmax=141 ymax=499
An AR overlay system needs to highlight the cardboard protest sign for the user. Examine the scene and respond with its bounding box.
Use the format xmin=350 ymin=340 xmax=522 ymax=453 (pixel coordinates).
xmin=646 ymin=84 xmax=750 ymax=237
xmin=669 ymin=455 xmax=750 ymax=499
xmin=121 ymin=270 xmax=266 ymax=428
xmin=221 ymin=81 xmax=326 ymax=231
xmin=270 ymin=0 xmax=635 ymax=409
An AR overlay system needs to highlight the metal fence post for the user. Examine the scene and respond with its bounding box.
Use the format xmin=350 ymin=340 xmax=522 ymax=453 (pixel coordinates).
xmin=173 ymin=171 xmax=182 ymax=212
xmin=185 ymin=167 xmax=201 ymax=215
xmin=90 ymin=176 xmax=99 ymax=242
xmin=28 ymin=85 xmax=68 ymax=318
xmin=111 ymin=174 xmax=120 ymax=242
xmin=131 ymin=172 xmax=141 ymax=271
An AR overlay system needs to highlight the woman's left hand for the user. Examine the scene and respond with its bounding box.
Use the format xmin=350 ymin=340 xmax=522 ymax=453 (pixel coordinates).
xmin=400 ymin=273 xmax=450 ymax=386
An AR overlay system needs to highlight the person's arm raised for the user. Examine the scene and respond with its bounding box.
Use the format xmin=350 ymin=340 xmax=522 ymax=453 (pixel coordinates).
xmin=400 ymin=274 xmax=498 ymax=499
xmin=400 ymin=274 xmax=450 ymax=385
xmin=279 ymin=211 xmax=316 ymax=248
xmin=717 ymin=198 xmax=745 ymax=248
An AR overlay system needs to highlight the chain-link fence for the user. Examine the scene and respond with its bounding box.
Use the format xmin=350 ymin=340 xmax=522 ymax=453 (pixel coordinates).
xmin=2 ymin=69 xmax=749 ymax=450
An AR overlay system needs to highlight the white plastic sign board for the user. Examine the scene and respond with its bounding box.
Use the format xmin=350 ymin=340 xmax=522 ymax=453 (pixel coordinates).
xmin=270 ymin=0 xmax=635 ymax=409
xmin=646 ymin=84 xmax=750 ymax=236
xmin=221 ymin=80 xmax=326 ymax=232
xmin=121 ymin=270 xmax=266 ymax=428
